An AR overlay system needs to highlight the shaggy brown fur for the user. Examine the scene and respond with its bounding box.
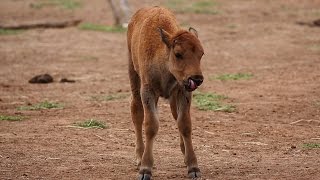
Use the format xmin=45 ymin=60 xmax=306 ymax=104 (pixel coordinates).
xmin=127 ymin=6 xmax=204 ymax=179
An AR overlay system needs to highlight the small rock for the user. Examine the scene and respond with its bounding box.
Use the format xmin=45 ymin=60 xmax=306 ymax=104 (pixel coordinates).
xmin=60 ymin=78 xmax=75 ymax=83
xmin=29 ymin=74 xmax=53 ymax=84
xmin=313 ymin=19 xmax=320 ymax=26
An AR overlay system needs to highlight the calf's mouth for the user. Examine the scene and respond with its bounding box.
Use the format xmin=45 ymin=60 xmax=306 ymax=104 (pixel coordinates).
xmin=184 ymin=75 xmax=204 ymax=92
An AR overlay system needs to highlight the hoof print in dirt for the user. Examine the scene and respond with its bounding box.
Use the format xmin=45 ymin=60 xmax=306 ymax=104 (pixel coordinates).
xmin=188 ymin=168 xmax=201 ymax=179
xmin=29 ymin=74 xmax=53 ymax=84
xmin=60 ymin=78 xmax=75 ymax=83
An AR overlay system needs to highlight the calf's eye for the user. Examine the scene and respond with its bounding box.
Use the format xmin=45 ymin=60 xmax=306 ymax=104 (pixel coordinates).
xmin=175 ymin=53 xmax=183 ymax=59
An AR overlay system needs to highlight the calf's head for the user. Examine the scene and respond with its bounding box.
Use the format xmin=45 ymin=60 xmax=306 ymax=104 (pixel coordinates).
xmin=159 ymin=27 xmax=204 ymax=92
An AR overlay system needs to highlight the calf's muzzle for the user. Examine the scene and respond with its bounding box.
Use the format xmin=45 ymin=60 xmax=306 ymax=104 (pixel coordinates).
xmin=185 ymin=75 xmax=204 ymax=92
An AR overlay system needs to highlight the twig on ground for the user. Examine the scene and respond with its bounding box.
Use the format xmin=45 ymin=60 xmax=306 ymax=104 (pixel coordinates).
xmin=204 ymin=130 xmax=215 ymax=135
xmin=63 ymin=125 xmax=86 ymax=129
xmin=290 ymin=119 xmax=304 ymax=125
xmin=243 ymin=142 xmax=268 ymax=146
xmin=47 ymin=157 xmax=61 ymax=160
xmin=94 ymin=134 xmax=106 ymax=141
xmin=112 ymin=128 xmax=130 ymax=131
xmin=311 ymin=137 xmax=320 ymax=140
xmin=0 ymin=19 xmax=81 ymax=30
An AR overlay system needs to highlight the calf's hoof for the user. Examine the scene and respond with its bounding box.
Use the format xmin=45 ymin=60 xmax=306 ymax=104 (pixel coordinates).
xmin=188 ymin=167 xmax=201 ymax=179
xmin=138 ymin=173 xmax=151 ymax=180
xmin=138 ymin=169 xmax=152 ymax=180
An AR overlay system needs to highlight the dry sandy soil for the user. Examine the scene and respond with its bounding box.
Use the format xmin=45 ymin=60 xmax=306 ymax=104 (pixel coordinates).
xmin=1 ymin=0 xmax=320 ymax=179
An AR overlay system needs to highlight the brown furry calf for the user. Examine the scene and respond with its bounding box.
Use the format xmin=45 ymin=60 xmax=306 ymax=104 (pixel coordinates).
xmin=127 ymin=7 xmax=204 ymax=180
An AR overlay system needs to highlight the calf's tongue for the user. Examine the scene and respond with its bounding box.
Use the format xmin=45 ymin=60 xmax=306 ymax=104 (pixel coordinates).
xmin=189 ymin=79 xmax=197 ymax=91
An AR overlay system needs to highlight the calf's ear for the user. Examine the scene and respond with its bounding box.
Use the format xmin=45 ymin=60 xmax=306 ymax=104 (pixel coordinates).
xmin=189 ymin=27 xmax=198 ymax=38
xmin=158 ymin=28 xmax=171 ymax=48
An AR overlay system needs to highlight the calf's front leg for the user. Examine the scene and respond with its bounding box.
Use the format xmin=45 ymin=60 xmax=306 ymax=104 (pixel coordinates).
xmin=138 ymin=86 xmax=159 ymax=180
xmin=169 ymin=91 xmax=186 ymax=156
xmin=176 ymin=91 xmax=201 ymax=178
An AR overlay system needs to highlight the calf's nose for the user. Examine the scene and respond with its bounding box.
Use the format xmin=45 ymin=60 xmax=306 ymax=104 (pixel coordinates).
xmin=190 ymin=75 xmax=204 ymax=86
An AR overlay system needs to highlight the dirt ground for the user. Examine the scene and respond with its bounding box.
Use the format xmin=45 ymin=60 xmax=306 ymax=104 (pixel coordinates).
xmin=1 ymin=0 xmax=320 ymax=179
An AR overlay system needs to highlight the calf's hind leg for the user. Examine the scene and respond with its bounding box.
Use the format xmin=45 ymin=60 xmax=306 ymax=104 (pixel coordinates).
xmin=128 ymin=61 xmax=144 ymax=167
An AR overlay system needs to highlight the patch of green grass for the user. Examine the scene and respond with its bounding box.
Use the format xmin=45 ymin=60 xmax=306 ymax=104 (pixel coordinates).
xmin=180 ymin=22 xmax=190 ymax=28
xmin=91 ymin=93 xmax=129 ymax=102
xmin=309 ymin=44 xmax=320 ymax=52
xmin=165 ymin=0 xmax=219 ymax=14
xmin=79 ymin=56 xmax=99 ymax=61
xmin=17 ymin=101 xmax=64 ymax=110
xmin=315 ymin=11 xmax=320 ymax=16
xmin=0 ymin=115 xmax=24 ymax=121
xmin=280 ymin=5 xmax=291 ymax=11
xmin=74 ymin=119 xmax=107 ymax=129
xmin=191 ymin=1 xmax=219 ymax=14
xmin=78 ymin=23 xmax=126 ymax=33
xmin=165 ymin=0 xmax=184 ymax=9
xmin=30 ymin=0 xmax=82 ymax=10
xmin=214 ymin=73 xmax=254 ymax=81
xmin=303 ymin=143 xmax=320 ymax=149
xmin=192 ymin=92 xmax=235 ymax=112
xmin=227 ymin=24 xmax=237 ymax=29
xmin=0 ymin=28 xmax=24 ymax=35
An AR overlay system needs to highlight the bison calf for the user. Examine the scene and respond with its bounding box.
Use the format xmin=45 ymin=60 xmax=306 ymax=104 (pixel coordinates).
xmin=127 ymin=6 xmax=204 ymax=179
